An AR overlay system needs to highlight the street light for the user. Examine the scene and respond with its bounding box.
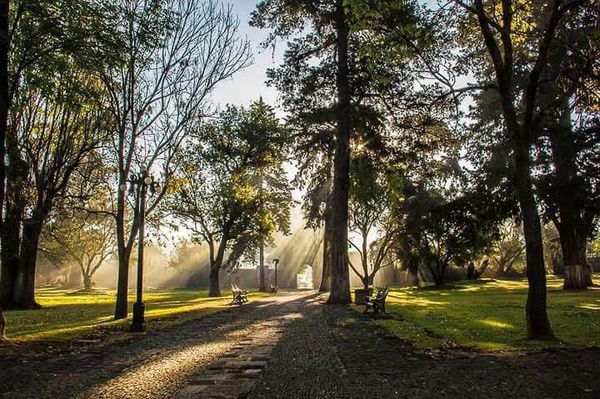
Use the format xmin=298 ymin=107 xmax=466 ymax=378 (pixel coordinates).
xmin=120 ymin=166 xmax=160 ymax=333
xmin=272 ymin=258 xmax=280 ymax=289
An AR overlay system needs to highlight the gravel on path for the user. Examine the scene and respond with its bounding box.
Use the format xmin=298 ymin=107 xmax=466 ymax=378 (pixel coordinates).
xmin=0 ymin=292 xmax=310 ymax=399
xmin=3 ymin=293 xmax=600 ymax=399
xmin=250 ymin=297 xmax=600 ymax=399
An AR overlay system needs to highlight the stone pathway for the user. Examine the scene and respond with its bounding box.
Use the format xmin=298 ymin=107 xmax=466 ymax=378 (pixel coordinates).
xmin=250 ymin=296 xmax=600 ymax=399
xmin=171 ymin=298 xmax=303 ymax=399
xmin=0 ymin=292 xmax=313 ymax=399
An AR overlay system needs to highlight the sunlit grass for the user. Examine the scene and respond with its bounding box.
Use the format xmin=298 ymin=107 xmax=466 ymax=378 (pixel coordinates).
xmin=4 ymin=288 xmax=270 ymax=341
xmin=352 ymin=275 xmax=600 ymax=352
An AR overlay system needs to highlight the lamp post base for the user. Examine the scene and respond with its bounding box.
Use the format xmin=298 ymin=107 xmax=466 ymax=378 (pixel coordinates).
xmin=130 ymin=302 xmax=146 ymax=332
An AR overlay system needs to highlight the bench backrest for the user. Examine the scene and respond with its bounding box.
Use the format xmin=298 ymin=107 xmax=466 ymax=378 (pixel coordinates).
xmin=375 ymin=287 xmax=389 ymax=303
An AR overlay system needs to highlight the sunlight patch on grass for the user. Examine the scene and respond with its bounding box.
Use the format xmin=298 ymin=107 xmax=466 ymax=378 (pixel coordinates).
xmin=579 ymin=303 xmax=600 ymax=310
xmin=3 ymin=289 xmax=270 ymax=341
xmin=478 ymin=319 xmax=515 ymax=329
xmin=358 ymin=275 xmax=600 ymax=352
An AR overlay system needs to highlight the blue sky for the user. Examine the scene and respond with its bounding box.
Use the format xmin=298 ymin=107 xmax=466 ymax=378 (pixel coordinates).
xmin=210 ymin=1 xmax=285 ymax=111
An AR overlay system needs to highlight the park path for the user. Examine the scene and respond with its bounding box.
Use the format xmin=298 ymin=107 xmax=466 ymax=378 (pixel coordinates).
xmin=249 ymin=297 xmax=600 ymax=399
xmin=0 ymin=291 xmax=313 ymax=399
xmin=2 ymin=292 xmax=600 ymax=399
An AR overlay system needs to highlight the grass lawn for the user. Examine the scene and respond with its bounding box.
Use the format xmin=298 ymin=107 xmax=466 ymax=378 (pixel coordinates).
xmin=353 ymin=275 xmax=600 ymax=352
xmin=3 ymin=288 xmax=268 ymax=342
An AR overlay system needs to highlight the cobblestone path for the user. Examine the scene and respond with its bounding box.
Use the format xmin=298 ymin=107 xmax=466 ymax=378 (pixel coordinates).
xmin=249 ymin=298 xmax=600 ymax=399
xmin=0 ymin=292 xmax=313 ymax=399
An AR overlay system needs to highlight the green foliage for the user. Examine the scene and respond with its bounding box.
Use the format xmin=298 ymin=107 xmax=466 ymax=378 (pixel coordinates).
xmin=168 ymin=99 xmax=293 ymax=267
xmin=396 ymin=187 xmax=498 ymax=286
xmin=251 ymin=0 xmax=430 ymax=231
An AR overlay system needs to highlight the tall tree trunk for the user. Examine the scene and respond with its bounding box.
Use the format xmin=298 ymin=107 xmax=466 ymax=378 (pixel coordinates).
xmin=114 ymin=184 xmax=138 ymax=319
xmin=560 ymin=223 xmax=587 ymax=289
xmin=407 ymin=257 xmax=419 ymax=287
xmin=548 ymin=109 xmax=592 ymax=289
xmin=82 ymin=272 xmax=92 ymax=291
xmin=208 ymin=263 xmax=221 ymax=297
xmin=581 ymin=245 xmax=593 ymax=287
xmin=362 ymin=275 xmax=372 ymax=290
xmin=10 ymin=220 xmax=43 ymax=309
xmin=114 ymin=202 xmax=130 ymax=319
xmin=208 ymin=239 xmax=227 ymax=297
xmin=0 ymin=0 xmax=8 ymax=232
xmin=0 ymin=134 xmax=25 ymax=309
xmin=514 ymin=138 xmax=554 ymax=340
xmin=0 ymin=198 xmax=19 ymax=308
xmin=319 ymin=206 xmax=332 ymax=292
xmin=327 ymin=0 xmax=351 ymax=304
xmin=259 ymin=237 xmax=266 ymax=292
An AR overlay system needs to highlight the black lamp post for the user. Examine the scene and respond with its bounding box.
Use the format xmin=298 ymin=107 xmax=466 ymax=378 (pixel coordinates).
xmin=272 ymin=258 xmax=279 ymax=289
xmin=120 ymin=167 xmax=159 ymax=333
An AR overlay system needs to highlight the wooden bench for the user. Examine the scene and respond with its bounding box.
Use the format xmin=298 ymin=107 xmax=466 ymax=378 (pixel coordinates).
xmin=364 ymin=287 xmax=389 ymax=314
xmin=231 ymin=283 xmax=248 ymax=305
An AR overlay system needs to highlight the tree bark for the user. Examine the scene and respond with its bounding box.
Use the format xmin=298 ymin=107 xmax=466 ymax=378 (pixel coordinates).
xmin=548 ymin=109 xmax=592 ymax=289
xmin=514 ymin=138 xmax=554 ymax=340
xmin=319 ymin=206 xmax=332 ymax=292
xmin=327 ymin=0 xmax=351 ymax=305
xmin=0 ymin=133 xmax=26 ymax=309
xmin=208 ymin=237 xmax=227 ymax=297
xmin=0 ymin=198 xmax=19 ymax=307
xmin=0 ymin=0 xmax=8 ymax=236
xmin=10 ymin=220 xmax=43 ymax=309
xmin=82 ymin=273 xmax=92 ymax=291
xmin=208 ymin=263 xmax=221 ymax=297
xmin=407 ymin=257 xmax=419 ymax=287
xmin=114 ymin=182 xmax=137 ymax=319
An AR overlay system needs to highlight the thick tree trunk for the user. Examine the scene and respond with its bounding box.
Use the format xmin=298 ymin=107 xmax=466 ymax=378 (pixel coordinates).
xmin=319 ymin=209 xmax=332 ymax=292
xmin=327 ymin=0 xmax=351 ymax=304
xmin=114 ymin=186 xmax=135 ymax=320
xmin=548 ymin=113 xmax=592 ymax=289
xmin=361 ymin=275 xmax=372 ymax=290
xmin=514 ymin=139 xmax=554 ymax=340
xmin=10 ymin=221 xmax=43 ymax=309
xmin=208 ymin=263 xmax=221 ymax=297
xmin=560 ymin=225 xmax=587 ymax=289
xmin=83 ymin=273 xmax=93 ymax=291
xmin=0 ymin=203 xmax=19 ymax=307
xmin=0 ymin=137 xmax=26 ymax=309
xmin=0 ymin=0 xmax=8 ymax=231
xmin=114 ymin=245 xmax=131 ymax=319
xmin=582 ymin=251 xmax=593 ymax=287
xmin=208 ymin=240 xmax=227 ymax=297
xmin=432 ymin=263 xmax=445 ymax=286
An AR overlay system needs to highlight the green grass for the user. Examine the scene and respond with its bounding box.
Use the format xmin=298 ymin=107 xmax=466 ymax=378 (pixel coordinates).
xmin=3 ymin=288 xmax=269 ymax=341
xmin=353 ymin=275 xmax=600 ymax=352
